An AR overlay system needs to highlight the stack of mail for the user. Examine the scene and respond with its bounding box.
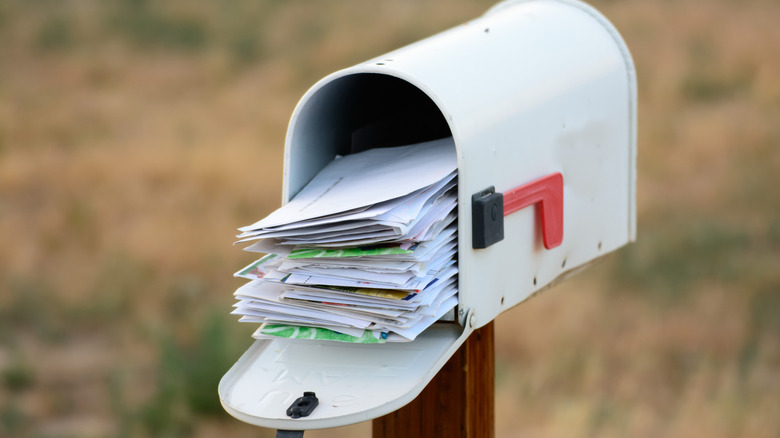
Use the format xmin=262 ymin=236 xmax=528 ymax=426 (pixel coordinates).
xmin=231 ymin=137 xmax=459 ymax=343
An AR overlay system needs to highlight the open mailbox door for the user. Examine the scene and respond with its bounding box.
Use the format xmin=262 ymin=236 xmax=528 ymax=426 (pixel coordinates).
xmin=220 ymin=0 xmax=636 ymax=430
xmin=219 ymin=313 xmax=474 ymax=429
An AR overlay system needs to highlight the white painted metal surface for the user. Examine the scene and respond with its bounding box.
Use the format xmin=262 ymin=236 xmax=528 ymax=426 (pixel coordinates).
xmin=284 ymin=0 xmax=637 ymax=329
xmin=221 ymin=0 xmax=636 ymax=429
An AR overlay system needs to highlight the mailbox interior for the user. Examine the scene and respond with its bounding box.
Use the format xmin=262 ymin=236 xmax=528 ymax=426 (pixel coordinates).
xmin=283 ymin=71 xmax=461 ymax=326
xmin=284 ymin=73 xmax=454 ymax=201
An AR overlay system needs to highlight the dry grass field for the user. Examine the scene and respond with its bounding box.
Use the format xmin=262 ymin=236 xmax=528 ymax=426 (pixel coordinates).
xmin=1 ymin=0 xmax=779 ymax=437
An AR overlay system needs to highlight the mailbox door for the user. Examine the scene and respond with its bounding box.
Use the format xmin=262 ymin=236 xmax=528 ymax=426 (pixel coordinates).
xmin=219 ymin=320 xmax=472 ymax=430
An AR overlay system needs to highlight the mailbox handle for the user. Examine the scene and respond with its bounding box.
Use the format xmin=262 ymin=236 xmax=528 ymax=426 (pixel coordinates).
xmin=503 ymin=172 xmax=564 ymax=249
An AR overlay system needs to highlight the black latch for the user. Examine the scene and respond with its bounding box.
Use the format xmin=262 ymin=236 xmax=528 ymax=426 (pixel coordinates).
xmin=472 ymin=186 xmax=504 ymax=249
xmin=286 ymin=391 xmax=319 ymax=419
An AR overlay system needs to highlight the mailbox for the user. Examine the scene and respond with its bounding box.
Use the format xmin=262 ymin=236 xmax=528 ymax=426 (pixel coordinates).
xmin=220 ymin=0 xmax=636 ymax=431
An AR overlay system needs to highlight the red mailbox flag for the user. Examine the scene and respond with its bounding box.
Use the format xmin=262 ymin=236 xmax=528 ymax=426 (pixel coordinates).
xmin=503 ymin=173 xmax=564 ymax=250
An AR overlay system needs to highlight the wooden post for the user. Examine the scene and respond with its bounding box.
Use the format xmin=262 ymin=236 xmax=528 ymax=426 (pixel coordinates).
xmin=372 ymin=322 xmax=495 ymax=438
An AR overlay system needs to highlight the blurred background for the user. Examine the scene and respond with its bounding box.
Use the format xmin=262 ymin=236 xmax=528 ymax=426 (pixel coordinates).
xmin=1 ymin=0 xmax=778 ymax=436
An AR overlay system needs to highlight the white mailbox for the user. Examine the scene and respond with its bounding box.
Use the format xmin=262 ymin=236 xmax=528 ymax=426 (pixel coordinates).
xmin=220 ymin=0 xmax=636 ymax=430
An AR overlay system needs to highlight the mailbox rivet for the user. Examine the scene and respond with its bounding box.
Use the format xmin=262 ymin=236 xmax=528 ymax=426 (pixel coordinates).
xmin=469 ymin=313 xmax=476 ymax=328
